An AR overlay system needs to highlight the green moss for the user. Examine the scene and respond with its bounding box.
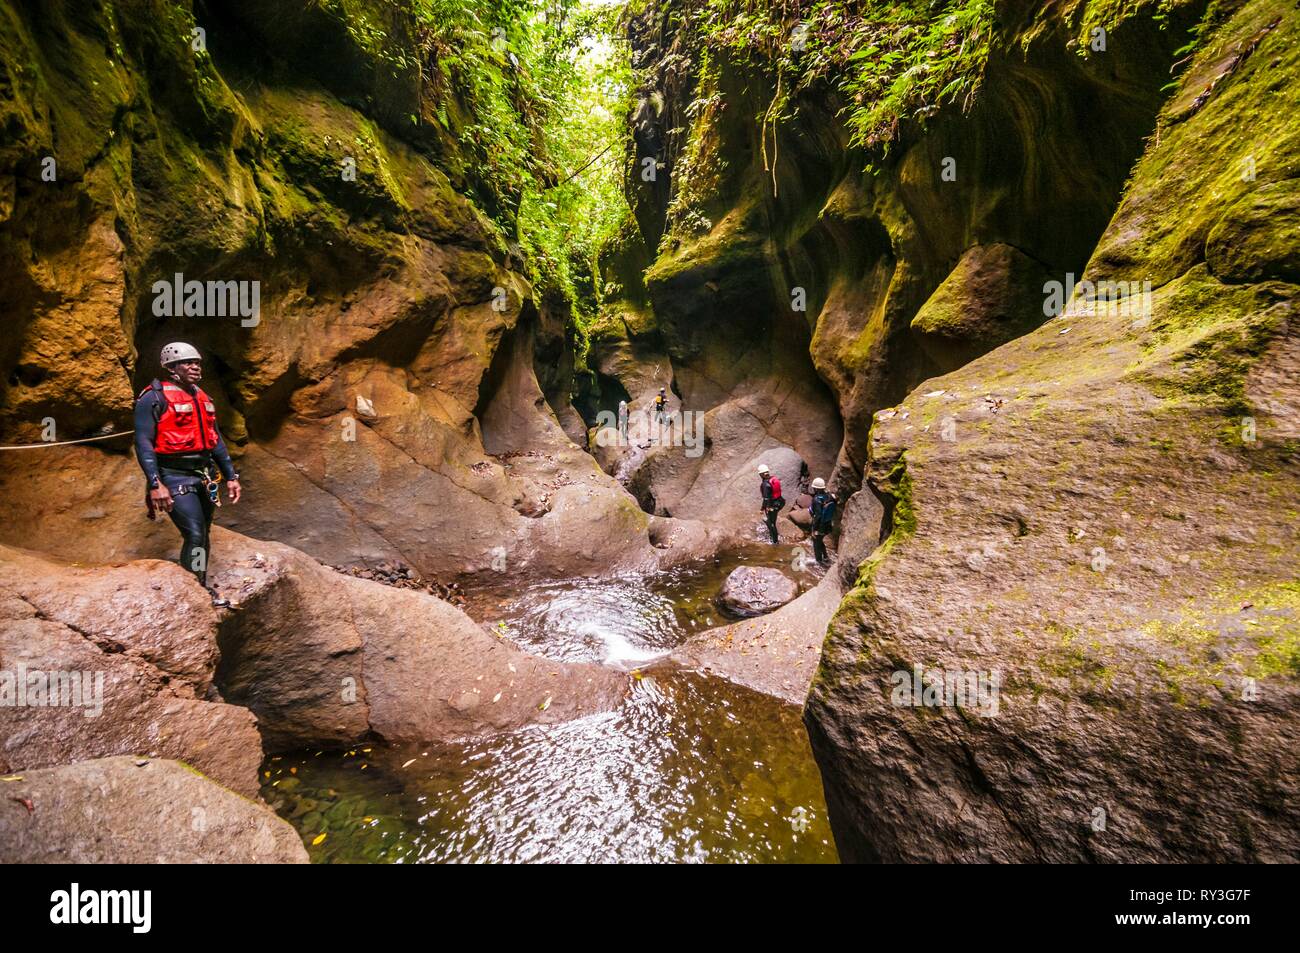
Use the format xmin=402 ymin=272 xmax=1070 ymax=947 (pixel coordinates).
xmin=1137 ymin=579 xmax=1300 ymax=696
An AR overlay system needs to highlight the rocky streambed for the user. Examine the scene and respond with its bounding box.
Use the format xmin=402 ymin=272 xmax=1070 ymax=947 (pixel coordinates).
xmin=263 ymin=546 xmax=838 ymax=863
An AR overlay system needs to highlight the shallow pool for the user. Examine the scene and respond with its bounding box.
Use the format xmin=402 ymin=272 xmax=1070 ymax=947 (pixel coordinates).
xmin=263 ymin=548 xmax=838 ymax=863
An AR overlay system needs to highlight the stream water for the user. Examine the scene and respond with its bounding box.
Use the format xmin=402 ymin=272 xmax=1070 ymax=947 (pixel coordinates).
xmin=262 ymin=546 xmax=839 ymax=863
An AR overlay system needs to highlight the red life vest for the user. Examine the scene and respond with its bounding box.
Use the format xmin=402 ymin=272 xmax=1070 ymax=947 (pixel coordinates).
xmin=142 ymin=380 xmax=220 ymax=454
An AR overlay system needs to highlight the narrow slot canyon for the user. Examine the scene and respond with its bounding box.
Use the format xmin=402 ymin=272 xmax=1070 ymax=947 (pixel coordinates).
xmin=1 ymin=0 xmax=1297 ymax=874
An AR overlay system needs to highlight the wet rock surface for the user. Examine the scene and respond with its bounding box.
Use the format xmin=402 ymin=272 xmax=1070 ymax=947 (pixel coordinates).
xmin=716 ymin=566 xmax=800 ymax=619
xmin=680 ymin=571 xmax=842 ymax=704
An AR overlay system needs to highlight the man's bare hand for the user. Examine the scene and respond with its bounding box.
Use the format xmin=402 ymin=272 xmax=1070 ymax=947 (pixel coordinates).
xmin=150 ymin=483 xmax=174 ymax=513
xmin=226 ymin=479 xmax=242 ymax=504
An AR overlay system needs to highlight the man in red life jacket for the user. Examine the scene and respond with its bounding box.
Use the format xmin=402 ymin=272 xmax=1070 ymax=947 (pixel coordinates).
xmin=758 ymin=463 xmax=784 ymax=544
xmin=134 ymin=342 xmax=242 ymax=606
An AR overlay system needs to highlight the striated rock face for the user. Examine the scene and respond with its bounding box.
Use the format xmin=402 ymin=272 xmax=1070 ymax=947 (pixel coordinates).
xmin=805 ymin=0 xmax=1300 ymax=862
xmin=0 ymin=0 xmax=681 ymax=585
xmin=0 ymin=756 xmax=308 ymax=863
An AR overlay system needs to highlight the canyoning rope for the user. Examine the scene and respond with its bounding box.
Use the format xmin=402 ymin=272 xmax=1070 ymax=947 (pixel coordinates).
xmin=548 ymin=142 xmax=616 ymax=190
xmin=0 ymin=430 xmax=135 ymax=450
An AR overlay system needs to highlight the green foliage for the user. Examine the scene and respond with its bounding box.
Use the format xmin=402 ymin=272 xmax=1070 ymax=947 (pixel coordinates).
xmin=683 ymin=0 xmax=998 ymax=153
xmin=405 ymin=0 xmax=634 ymax=315
xmin=515 ymin=3 xmax=635 ymax=313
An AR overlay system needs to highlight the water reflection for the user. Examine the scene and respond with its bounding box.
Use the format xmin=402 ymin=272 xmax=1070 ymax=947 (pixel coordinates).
xmin=264 ymin=548 xmax=837 ymax=863
xmin=472 ymin=543 xmax=821 ymax=667
xmin=264 ymin=670 xmax=837 ymax=863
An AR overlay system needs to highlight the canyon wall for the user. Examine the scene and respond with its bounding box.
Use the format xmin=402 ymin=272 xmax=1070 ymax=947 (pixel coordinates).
xmin=625 ymin=0 xmax=1299 ymax=861
xmin=0 ymin=0 xmax=682 ymax=583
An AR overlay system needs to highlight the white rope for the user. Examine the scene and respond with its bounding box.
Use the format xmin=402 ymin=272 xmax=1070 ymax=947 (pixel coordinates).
xmin=0 ymin=430 xmax=135 ymax=451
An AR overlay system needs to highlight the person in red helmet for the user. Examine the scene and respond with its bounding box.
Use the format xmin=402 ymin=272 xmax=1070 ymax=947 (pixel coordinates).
xmin=133 ymin=342 xmax=242 ymax=607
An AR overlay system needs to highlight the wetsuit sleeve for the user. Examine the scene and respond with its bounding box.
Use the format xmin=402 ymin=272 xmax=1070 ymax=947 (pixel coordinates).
xmin=211 ymin=422 xmax=237 ymax=481
xmin=134 ymin=392 xmax=161 ymax=484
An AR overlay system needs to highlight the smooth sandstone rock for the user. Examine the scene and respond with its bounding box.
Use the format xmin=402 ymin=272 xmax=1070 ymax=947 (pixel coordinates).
xmin=0 ymin=757 xmax=308 ymax=864
xmin=0 ymin=545 xmax=264 ymax=798
xmin=208 ymin=528 xmax=629 ymax=751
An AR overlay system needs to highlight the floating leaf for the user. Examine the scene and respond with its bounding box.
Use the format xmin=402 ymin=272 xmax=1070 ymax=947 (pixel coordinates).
xmin=312 ymin=832 xmax=327 ymax=846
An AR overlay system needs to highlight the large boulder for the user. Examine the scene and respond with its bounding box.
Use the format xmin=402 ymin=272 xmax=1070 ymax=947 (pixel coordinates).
xmin=0 ymin=545 xmax=264 ymax=798
xmin=715 ymin=566 xmax=800 ymax=618
xmin=806 ymin=0 xmax=1300 ymax=863
xmin=678 ymin=570 xmax=842 ymax=703
xmin=910 ymin=243 xmax=1055 ymax=369
xmin=0 ymin=757 xmax=308 ymax=863
xmin=207 ymin=529 xmax=629 ymax=751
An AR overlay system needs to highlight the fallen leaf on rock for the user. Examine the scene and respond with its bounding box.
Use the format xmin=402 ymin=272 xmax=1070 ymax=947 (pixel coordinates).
xmin=539 ymin=696 xmax=552 ymax=712
xmin=401 ymin=758 xmax=416 ymax=768
xmin=11 ymin=797 xmax=34 ymax=814
xmin=0 ymin=775 xmax=22 ymax=782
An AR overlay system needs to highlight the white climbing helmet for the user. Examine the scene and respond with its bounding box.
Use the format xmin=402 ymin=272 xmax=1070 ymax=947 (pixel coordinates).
xmin=757 ymin=464 xmax=771 ymax=476
xmin=812 ymin=477 xmax=826 ymax=490
xmin=160 ymin=341 xmax=202 ymax=366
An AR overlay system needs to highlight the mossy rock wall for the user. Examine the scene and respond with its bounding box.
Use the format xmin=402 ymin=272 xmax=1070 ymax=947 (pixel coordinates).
xmin=804 ymin=0 xmax=1300 ymax=862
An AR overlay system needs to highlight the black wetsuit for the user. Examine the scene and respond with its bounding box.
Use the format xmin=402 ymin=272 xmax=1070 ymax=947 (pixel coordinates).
xmin=761 ymin=478 xmax=782 ymax=544
xmin=809 ymin=490 xmax=836 ymax=563
xmin=134 ymin=384 xmax=237 ymax=585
